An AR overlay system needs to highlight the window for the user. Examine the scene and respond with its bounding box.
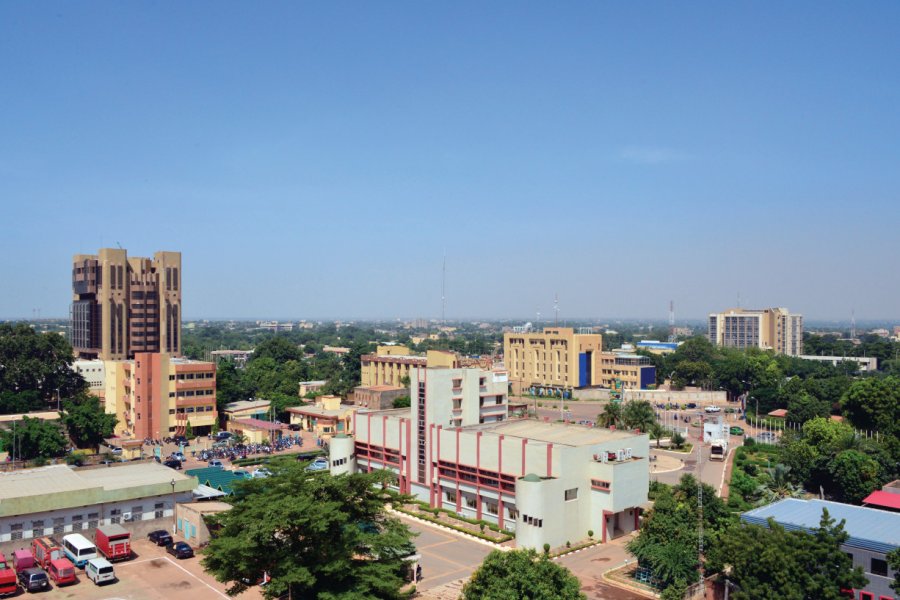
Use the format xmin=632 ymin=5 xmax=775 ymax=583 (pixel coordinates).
xmin=859 ymin=593 xmax=873 ymax=600
xmin=485 ymin=502 xmax=498 ymax=515
xmin=155 ymin=503 xmax=165 ymax=519
xmin=31 ymin=519 xmax=45 ymax=538
xmin=446 ymin=490 xmax=457 ymax=503
xmin=131 ymin=506 xmax=143 ymax=520
xmin=110 ymin=509 xmax=122 ymax=524
xmin=53 ymin=517 xmax=65 ymax=535
xmin=871 ymin=558 xmax=888 ymax=577
xmin=10 ymin=523 xmax=23 ymax=541
xmin=71 ymin=515 xmax=84 ymax=531
xmin=564 ymin=488 xmax=578 ymax=501
xmin=466 ymin=496 xmax=477 ymax=509
xmin=88 ymin=513 xmax=99 ymax=528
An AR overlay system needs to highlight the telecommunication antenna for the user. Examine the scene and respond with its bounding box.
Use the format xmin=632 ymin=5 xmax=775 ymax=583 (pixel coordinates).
xmin=668 ymin=300 xmax=676 ymax=343
xmin=554 ymin=293 xmax=559 ymax=326
xmin=441 ymin=252 xmax=446 ymax=324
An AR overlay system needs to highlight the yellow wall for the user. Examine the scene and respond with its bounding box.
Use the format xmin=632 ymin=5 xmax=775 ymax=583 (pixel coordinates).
xmin=504 ymin=328 xmax=602 ymax=390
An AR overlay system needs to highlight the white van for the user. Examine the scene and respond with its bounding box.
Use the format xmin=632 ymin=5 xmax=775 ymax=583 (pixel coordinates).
xmin=62 ymin=533 xmax=98 ymax=568
xmin=85 ymin=558 xmax=116 ymax=585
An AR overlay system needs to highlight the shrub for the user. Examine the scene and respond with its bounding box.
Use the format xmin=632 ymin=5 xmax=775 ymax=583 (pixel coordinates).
xmin=543 ymin=543 xmax=550 ymax=554
xmin=480 ymin=523 xmax=486 ymax=533
xmin=588 ymin=530 xmax=594 ymax=538
xmin=744 ymin=437 xmax=755 ymax=447
xmin=432 ymin=508 xmax=440 ymax=517
xmin=566 ymin=541 xmax=571 ymax=548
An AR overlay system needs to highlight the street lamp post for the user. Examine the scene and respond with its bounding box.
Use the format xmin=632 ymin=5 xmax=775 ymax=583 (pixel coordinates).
xmin=170 ymin=479 xmax=177 ymax=534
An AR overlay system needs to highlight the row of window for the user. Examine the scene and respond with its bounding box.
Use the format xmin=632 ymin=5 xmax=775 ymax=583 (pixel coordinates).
xmin=175 ymin=406 xmax=215 ymax=414
xmin=169 ymin=372 xmax=215 ymax=380
xmin=6 ymin=503 xmax=163 ymax=539
xmin=522 ymin=514 xmax=543 ymax=527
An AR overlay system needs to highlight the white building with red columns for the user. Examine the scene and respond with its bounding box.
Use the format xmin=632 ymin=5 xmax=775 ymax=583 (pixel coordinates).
xmin=330 ymin=366 xmax=650 ymax=550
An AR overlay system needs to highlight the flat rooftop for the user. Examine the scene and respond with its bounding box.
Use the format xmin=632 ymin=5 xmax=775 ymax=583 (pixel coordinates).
xmin=0 ymin=463 xmax=194 ymax=501
xmin=224 ymin=400 xmax=271 ymax=412
xmin=479 ymin=419 xmax=644 ymax=447
xmin=742 ymin=498 xmax=900 ymax=554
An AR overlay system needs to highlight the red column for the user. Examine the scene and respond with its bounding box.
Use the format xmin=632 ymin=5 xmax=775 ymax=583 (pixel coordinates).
xmin=498 ymin=498 xmax=504 ymax=529
xmin=546 ymin=443 xmax=553 ymax=477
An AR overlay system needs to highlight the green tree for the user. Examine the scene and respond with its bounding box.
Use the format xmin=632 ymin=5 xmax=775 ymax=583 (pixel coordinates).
xmin=251 ymin=336 xmax=303 ymax=363
xmin=203 ymin=464 xmax=415 ymax=599
xmin=0 ymin=416 xmax=68 ymax=460
xmin=786 ymin=390 xmax=831 ymax=424
xmin=841 ymin=376 xmax=899 ymax=438
xmin=185 ymin=420 xmax=194 ymax=439
xmin=391 ymin=396 xmax=410 ymax=409
xmin=460 ymin=549 xmax=585 ymax=600
xmin=649 ymin=422 xmax=666 ymax=448
xmin=828 ymin=449 xmax=880 ymax=504
xmin=755 ymin=464 xmax=804 ymax=504
xmin=887 ymin=547 xmax=900 ymax=593
xmin=622 ymin=400 xmax=656 ymax=433
xmin=717 ymin=509 xmax=867 ymax=600
xmin=597 ymin=402 xmax=623 ymax=429
xmin=671 ymin=361 xmax=714 ymax=390
xmin=61 ymin=393 xmax=117 ymax=450
xmin=0 ymin=323 xmax=87 ymax=414
xmin=216 ymin=360 xmax=249 ymax=411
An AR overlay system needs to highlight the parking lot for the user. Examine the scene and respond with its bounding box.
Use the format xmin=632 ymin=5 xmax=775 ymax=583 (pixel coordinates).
xmin=9 ymin=538 xmax=262 ymax=600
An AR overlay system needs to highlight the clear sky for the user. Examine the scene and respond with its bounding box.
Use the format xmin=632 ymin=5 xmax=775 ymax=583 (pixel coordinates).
xmin=2 ymin=2 xmax=899 ymax=321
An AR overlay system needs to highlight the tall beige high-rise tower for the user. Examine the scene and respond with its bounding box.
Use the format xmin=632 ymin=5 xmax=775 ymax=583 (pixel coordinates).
xmin=71 ymin=248 xmax=182 ymax=360
xmin=707 ymin=307 xmax=803 ymax=356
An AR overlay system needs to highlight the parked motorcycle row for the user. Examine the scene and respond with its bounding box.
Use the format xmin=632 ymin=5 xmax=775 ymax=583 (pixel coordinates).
xmin=196 ymin=436 xmax=304 ymax=462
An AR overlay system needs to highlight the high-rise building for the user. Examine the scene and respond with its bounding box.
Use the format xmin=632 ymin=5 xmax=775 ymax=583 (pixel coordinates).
xmin=707 ymin=307 xmax=803 ymax=356
xmin=503 ymin=327 xmax=603 ymax=393
xmin=71 ymin=248 xmax=181 ymax=360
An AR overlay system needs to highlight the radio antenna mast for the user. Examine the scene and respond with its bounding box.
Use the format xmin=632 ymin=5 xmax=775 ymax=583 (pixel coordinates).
xmin=441 ymin=252 xmax=446 ymax=324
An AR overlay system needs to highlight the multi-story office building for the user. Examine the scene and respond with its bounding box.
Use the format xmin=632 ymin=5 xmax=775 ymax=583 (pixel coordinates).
xmin=71 ymin=248 xmax=182 ymax=360
xmin=707 ymin=307 xmax=803 ymax=356
xmin=597 ymin=352 xmax=656 ymax=390
xmin=330 ymin=365 xmax=649 ymax=550
xmin=359 ymin=346 xmax=458 ymax=387
xmin=503 ymin=327 xmax=602 ymax=393
xmin=105 ymin=353 xmax=217 ymax=439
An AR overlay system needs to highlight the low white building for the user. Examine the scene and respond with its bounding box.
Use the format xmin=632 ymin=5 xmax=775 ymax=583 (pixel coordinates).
xmin=330 ymin=366 xmax=649 ymax=549
xmin=72 ymin=359 xmax=106 ymax=397
xmin=798 ymin=355 xmax=878 ymax=373
xmin=0 ymin=463 xmax=195 ymax=544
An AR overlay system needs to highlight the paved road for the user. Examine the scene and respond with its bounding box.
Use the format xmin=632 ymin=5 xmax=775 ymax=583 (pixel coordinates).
xmin=400 ymin=516 xmax=495 ymax=591
xmin=557 ymin=538 xmax=651 ymax=600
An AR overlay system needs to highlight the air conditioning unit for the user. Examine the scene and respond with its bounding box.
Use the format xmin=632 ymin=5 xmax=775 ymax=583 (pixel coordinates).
xmin=616 ymin=450 xmax=625 ymax=462
xmin=625 ymin=448 xmax=633 ymax=459
xmin=121 ymin=512 xmax=133 ymax=521
xmin=600 ymin=453 xmax=608 ymax=463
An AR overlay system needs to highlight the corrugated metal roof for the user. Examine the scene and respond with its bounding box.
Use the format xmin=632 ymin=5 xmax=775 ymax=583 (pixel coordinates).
xmin=742 ymin=498 xmax=900 ymax=554
xmin=185 ymin=467 xmax=242 ymax=495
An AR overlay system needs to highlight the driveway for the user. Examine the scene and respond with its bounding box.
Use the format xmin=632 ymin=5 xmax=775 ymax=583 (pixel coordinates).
xmin=399 ymin=515 xmax=495 ymax=591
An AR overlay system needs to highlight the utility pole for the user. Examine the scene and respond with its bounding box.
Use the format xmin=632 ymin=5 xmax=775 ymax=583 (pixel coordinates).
xmin=697 ymin=415 xmax=704 ymax=592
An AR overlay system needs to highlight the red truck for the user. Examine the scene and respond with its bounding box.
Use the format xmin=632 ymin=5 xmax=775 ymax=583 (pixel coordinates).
xmin=11 ymin=549 xmax=34 ymax=572
xmin=32 ymin=536 xmax=64 ymax=569
xmin=47 ymin=558 xmax=77 ymax=586
xmin=94 ymin=524 xmax=132 ymax=562
xmin=0 ymin=554 xmax=15 ymax=597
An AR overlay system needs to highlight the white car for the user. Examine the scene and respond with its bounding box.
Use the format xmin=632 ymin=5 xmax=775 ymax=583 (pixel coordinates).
xmin=85 ymin=558 xmax=116 ymax=585
xmin=704 ymin=406 xmax=722 ymax=413
xmin=251 ymin=468 xmax=272 ymax=478
xmin=305 ymin=458 xmax=329 ymax=472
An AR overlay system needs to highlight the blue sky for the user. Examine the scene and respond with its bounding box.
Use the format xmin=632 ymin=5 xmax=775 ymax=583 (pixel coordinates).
xmin=1 ymin=2 xmax=899 ymax=321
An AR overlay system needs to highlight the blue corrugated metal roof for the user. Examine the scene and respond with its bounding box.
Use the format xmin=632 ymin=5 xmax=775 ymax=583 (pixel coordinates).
xmin=741 ymin=498 xmax=900 ymax=555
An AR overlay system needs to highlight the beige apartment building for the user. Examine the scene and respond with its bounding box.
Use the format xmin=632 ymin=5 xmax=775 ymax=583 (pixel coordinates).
xmin=105 ymin=353 xmax=217 ymax=439
xmin=503 ymin=327 xmax=603 ymax=393
xmin=708 ymin=307 xmax=803 ymax=356
xmin=597 ymin=352 xmax=657 ymax=390
xmin=359 ymin=346 xmax=458 ymax=387
xmin=71 ymin=248 xmax=182 ymax=360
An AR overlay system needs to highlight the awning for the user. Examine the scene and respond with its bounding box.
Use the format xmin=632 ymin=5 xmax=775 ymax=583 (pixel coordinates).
xmin=193 ymin=484 xmax=227 ymax=499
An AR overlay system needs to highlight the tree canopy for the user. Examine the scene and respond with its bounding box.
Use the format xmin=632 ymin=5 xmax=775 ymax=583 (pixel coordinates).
xmin=0 ymin=416 xmax=68 ymax=460
xmin=460 ymin=549 xmax=585 ymax=600
xmin=61 ymin=393 xmax=118 ymax=450
xmin=714 ymin=509 xmax=867 ymax=600
xmin=0 ymin=323 xmax=86 ymax=414
xmin=202 ymin=462 xmax=416 ymax=599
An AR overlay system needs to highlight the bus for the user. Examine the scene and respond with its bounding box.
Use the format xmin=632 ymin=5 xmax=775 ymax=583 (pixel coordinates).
xmin=62 ymin=534 xmax=97 ymax=568
xmin=710 ymin=438 xmax=728 ymax=461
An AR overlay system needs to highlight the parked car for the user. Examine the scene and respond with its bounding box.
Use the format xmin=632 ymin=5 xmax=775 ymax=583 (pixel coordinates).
xmin=233 ymin=470 xmax=250 ymax=479
xmin=166 ymin=542 xmax=194 ymax=560
xmin=171 ymin=451 xmax=186 ymax=462
xmin=756 ymin=432 xmax=778 ymax=443
xmin=251 ymin=468 xmax=272 ymax=478
xmin=704 ymin=406 xmax=722 ymax=413
xmin=686 ymin=403 xmax=697 ymax=409
xmin=729 ymin=426 xmax=745 ymax=436
xmin=208 ymin=459 xmax=225 ymax=469
xmin=163 ymin=459 xmax=182 ymax=470
xmin=288 ymin=424 xmax=302 ymax=431
xmin=215 ymin=431 xmax=232 ymax=440
xmin=305 ymin=458 xmax=329 ymax=472
xmin=17 ymin=568 xmax=49 ymax=593
xmin=172 ymin=436 xmax=190 ymax=446
xmin=84 ymin=558 xmax=115 ymax=585
xmin=148 ymin=530 xmax=173 ymax=547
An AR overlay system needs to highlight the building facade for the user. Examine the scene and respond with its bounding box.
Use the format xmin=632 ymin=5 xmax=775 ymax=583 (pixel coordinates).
xmin=105 ymin=353 xmax=217 ymax=439
xmin=503 ymin=327 xmax=603 ymax=392
xmin=596 ymin=352 xmax=656 ymax=390
xmin=798 ymin=355 xmax=878 ymax=373
xmin=330 ymin=366 xmax=649 ymax=550
xmin=742 ymin=499 xmax=898 ymax=600
xmin=0 ymin=463 xmax=195 ymax=545
xmin=708 ymin=307 xmax=803 ymax=356
xmin=72 ymin=359 xmax=106 ymax=401
xmin=360 ymin=346 xmax=458 ymax=387
xmin=353 ymin=385 xmax=407 ymax=410
xmin=287 ymin=395 xmax=357 ymax=439
xmin=71 ymin=248 xmax=182 ymax=360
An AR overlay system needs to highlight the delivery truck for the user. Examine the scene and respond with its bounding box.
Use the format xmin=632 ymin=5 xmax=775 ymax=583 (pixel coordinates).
xmin=32 ymin=536 xmax=64 ymax=569
xmin=0 ymin=554 xmax=16 ymax=597
xmin=95 ymin=525 xmax=132 ymax=562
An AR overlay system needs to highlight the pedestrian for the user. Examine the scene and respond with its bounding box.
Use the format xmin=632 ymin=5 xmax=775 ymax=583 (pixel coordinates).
xmin=416 ymin=564 xmax=422 ymax=581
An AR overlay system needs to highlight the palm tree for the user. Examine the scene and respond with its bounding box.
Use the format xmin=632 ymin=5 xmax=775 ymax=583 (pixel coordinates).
xmin=623 ymin=400 xmax=656 ymax=433
xmin=597 ymin=402 xmax=623 ymax=429
xmin=649 ymin=422 xmax=666 ymax=448
xmin=755 ymin=464 xmax=805 ymax=504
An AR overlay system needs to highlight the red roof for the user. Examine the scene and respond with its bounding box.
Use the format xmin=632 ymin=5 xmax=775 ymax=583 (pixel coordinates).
xmin=767 ymin=409 xmax=788 ymax=418
xmin=862 ymin=490 xmax=900 ymax=510
xmin=233 ymin=418 xmax=288 ymax=431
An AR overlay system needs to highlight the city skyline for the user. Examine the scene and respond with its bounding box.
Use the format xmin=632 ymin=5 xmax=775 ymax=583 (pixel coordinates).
xmin=2 ymin=3 xmax=899 ymax=320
